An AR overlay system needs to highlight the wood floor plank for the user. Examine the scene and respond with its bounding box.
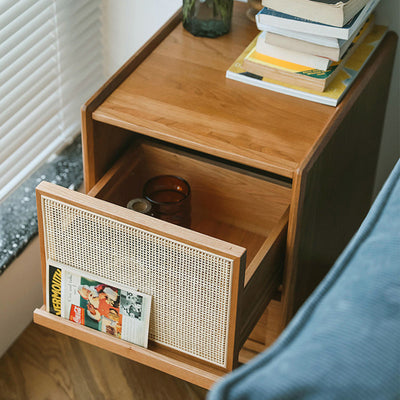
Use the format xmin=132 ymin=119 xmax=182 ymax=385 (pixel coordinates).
xmin=0 ymin=323 xmax=207 ymax=400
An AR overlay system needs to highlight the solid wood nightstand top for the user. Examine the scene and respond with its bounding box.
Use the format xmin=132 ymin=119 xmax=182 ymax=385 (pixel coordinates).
xmin=92 ymin=3 xmax=366 ymax=178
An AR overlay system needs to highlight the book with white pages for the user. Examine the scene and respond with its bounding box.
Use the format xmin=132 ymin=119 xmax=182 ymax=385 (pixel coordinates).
xmin=264 ymin=14 xmax=374 ymax=61
xmin=262 ymin=0 xmax=371 ymax=27
xmin=261 ymin=25 xmax=343 ymax=48
xmin=256 ymin=0 xmax=380 ymax=39
xmin=256 ymin=33 xmax=333 ymax=70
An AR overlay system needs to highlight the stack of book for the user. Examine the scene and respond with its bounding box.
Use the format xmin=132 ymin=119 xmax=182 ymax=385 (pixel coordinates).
xmin=226 ymin=0 xmax=386 ymax=106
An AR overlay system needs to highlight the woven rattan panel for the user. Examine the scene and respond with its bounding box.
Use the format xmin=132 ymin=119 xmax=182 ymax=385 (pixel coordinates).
xmin=42 ymin=197 xmax=234 ymax=367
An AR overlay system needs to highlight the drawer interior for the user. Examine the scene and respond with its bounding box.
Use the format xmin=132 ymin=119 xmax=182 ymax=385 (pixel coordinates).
xmin=35 ymin=136 xmax=291 ymax=380
xmin=88 ymin=138 xmax=292 ymax=271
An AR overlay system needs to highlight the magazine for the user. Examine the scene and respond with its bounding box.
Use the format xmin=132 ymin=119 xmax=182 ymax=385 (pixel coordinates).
xmin=47 ymin=261 xmax=152 ymax=348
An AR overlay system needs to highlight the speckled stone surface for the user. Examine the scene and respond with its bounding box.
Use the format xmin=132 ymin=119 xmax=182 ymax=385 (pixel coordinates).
xmin=0 ymin=135 xmax=83 ymax=275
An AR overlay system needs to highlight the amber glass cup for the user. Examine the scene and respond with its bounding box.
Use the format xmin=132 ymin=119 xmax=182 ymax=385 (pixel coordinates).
xmin=143 ymin=175 xmax=191 ymax=228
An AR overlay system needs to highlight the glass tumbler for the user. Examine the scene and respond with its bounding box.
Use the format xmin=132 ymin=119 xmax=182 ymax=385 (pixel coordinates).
xmin=182 ymin=0 xmax=233 ymax=38
xmin=143 ymin=175 xmax=191 ymax=228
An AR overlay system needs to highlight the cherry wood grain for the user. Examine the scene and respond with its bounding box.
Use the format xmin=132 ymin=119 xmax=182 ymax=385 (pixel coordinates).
xmin=32 ymin=301 xmax=282 ymax=390
xmin=239 ymin=208 xmax=288 ymax=347
xmin=35 ymin=186 xmax=47 ymax=305
xmin=0 ymin=322 xmax=207 ymax=400
xmin=92 ymin=2 xmax=335 ymax=180
xmin=0 ymin=305 xmax=281 ymax=399
xmin=88 ymin=138 xmax=291 ymax=239
xmin=34 ymin=307 xmax=227 ymax=389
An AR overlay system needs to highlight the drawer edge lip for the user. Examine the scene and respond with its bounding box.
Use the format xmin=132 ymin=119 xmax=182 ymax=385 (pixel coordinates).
xmin=91 ymin=113 xmax=297 ymax=180
xmin=36 ymin=181 xmax=246 ymax=261
xmin=239 ymin=207 xmax=289 ymax=347
xmin=244 ymin=206 xmax=289 ymax=287
xmin=33 ymin=306 xmax=224 ymax=390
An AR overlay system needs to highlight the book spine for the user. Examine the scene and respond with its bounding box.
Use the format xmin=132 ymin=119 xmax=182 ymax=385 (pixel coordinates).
xmin=226 ymin=70 xmax=337 ymax=106
xmin=256 ymin=13 xmax=350 ymax=40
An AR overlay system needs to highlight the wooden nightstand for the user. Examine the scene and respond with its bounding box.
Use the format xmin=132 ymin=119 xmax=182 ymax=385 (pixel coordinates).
xmin=34 ymin=2 xmax=397 ymax=389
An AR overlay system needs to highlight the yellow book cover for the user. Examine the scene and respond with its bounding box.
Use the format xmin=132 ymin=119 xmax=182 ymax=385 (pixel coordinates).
xmin=242 ymin=14 xmax=374 ymax=92
xmin=226 ymin=24 xmax=387 ymax=106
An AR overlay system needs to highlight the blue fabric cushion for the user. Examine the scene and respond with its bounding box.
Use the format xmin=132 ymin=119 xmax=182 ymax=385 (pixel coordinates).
xmin=209 ymin=159 xmax=400 ymax=400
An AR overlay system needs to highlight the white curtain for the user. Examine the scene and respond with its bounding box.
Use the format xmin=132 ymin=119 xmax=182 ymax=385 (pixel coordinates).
xmin=0 ymin=0 xmax=104 ymax=201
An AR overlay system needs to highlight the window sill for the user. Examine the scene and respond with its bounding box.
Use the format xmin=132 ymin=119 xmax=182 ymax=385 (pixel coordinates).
xmin=0 ymin=135 xmax=83 ymax=275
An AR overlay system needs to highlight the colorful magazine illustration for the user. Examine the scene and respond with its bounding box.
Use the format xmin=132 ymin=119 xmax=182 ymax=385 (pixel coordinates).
xmin=47 ymin=261 xmax=152 ymax=348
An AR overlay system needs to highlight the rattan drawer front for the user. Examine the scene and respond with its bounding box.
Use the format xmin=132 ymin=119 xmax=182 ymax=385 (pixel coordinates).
xmin=36 ymin=182 xmax=246 ymax=370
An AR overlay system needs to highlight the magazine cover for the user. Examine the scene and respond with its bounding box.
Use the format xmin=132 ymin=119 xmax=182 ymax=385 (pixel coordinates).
xmin=47 ymin=261 xmax=151 ymax=348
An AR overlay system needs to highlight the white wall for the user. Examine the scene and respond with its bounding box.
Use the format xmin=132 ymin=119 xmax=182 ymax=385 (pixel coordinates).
xmin=102 ymin=0 xmax=181 ymax=77
xmin=0 ymin=236 xmax=43 ymax=357
xmin=374 ymin=0 xmax=400 ymax=194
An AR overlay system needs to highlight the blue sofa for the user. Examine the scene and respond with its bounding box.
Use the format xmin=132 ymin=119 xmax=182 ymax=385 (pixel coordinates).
xmin=209 ymin=159 xmax=400 ymax=400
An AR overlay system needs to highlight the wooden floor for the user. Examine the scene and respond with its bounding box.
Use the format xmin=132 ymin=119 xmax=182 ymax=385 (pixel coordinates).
xmin=0 ymin=323 xmax=207 ymax=400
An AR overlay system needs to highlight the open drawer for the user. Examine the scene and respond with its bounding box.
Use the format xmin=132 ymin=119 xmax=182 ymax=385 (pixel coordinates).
xmin=34 ymin=137 xmax=291 ymax=388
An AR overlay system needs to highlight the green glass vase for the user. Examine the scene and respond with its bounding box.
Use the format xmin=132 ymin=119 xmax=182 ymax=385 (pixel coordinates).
xmin=182 ymin=0 xmax=233 ymax=38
